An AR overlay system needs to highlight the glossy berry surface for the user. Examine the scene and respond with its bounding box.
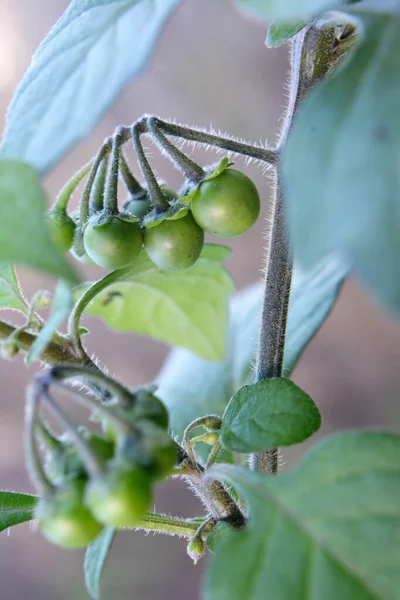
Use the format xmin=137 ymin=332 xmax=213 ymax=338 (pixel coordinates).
xmin=85 ymin=467 xmax=152 ymax=528
xmin=191 ymin=169 xmax=260 ymax=238
xmin=144 ymin=213 xmax=204 ymax=270
xmin=83 ymin=217 xmax=143 ymax=270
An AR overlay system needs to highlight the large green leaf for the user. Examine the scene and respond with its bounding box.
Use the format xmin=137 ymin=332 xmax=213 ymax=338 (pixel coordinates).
xmin=0 ymin=160 xmax=77 ymax=282
xmin=221 ymin=378 xmax=321 ymax=453
xmin=1 ymin=0 xmax=182 ymax=173
xmin=205 ymin=431 xmax=400 ymax=600
xmin=26 ymin=280 xmax=73 ymax=364
xmin=0 ymin=491 xmax=37 ymax=532
xmin=284 ymin=13 xmax=400 ymax=315
xmin=0 ymin=263 xmax=27 ymax=313
xmin=157 ymin=256 xmax=346 ymax=439
xmin=234 ymin=0 xmax=353 ymax=21
xmin=266 ymin=20 xmax=308 ymax=47
xmin=84 ymin=527 xmax=116 ymax=600
xmin=79 ymin=245 xmax=234 ymax=362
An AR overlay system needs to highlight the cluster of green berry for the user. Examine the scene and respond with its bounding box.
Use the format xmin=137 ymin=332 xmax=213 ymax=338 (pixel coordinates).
xmin=45 ymin=121 xmax=261 ymax=273
xmin=28 ymin=371 xmax=179 ymax=549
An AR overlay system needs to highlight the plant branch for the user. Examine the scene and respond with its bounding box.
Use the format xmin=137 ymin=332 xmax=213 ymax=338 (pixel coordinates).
xmin=147 ymin=117 xmax=206 ymax=183
xmin=68 ymin=266 xmax=131 ymax=359
xmin=251 ymin=22 xmax=354 ymax=474
xmin=153 ymin=119 xmax=278 ymax=165
xmin=133 ymin=512 xmax=204 ymax=539
xmin=131 ymin=120 xmax=170 ymax=212
xmin=0 ymin=319 xmax=80 ymax=365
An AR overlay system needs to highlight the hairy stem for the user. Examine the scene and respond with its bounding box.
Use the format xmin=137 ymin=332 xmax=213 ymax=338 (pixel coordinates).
xmin=154 ymin=119 xmax=278 ymax=165
xmin=52 ymin=159 xmax=94 ymax=212
xmin=0 ymin=319 xmax=79 ymax=364
xmin=251 ymin=22 xmax=353 ymax=474
xmin=79 ymin=142 xmax=112 ymax=224
xmin=68 ymin=266 xmax=131 ymax=359
xmin=119 ymin=149 xmax=145 ymax=197
xmin=131 ymin=121 xmax=170 ymax=212
xmin=25 ymin=386 xmax=55 ymax=495
xmin=90 ymin=154 xmax=109 ymax=213
xmin=147 ymin=117 xmax=206 ymax=183
xmin=134 ymin=512 xmax=204 ymax=539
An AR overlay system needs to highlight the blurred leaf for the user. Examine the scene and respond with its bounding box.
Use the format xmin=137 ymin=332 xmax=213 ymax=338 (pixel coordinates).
xmin=205 ymin=431 xmax=400 ymax=600
xmin=283 ymin=256 xmax=348 ymax=374
xmin=78 ymin=245 xmax=234 ymax=361
xmin=284 ymin=14 xmax=400 ymax=315
xmin=0 ymin=160 xmax=77 ymax=282
xmin=234 ymin=0 xmax=351 ymax=21
xmin=0 ymin=263 xmax=27 ymax=313
xmin=85 ymin=527 xmax=116 ymax=600
xmin=266 ymin=20 xmax=308 ymax=47
xmin=1 ymin=0 xmax=182 ymax=172
xmin=0 ymin=491 xmax=37 ymax=533
xmin=157 ymin=256 xmax=346 ymax=440
xmin=221 ymin=378 xmax=321 ymax=453
xmin=26 ymin=280 xmax=73 ymax=364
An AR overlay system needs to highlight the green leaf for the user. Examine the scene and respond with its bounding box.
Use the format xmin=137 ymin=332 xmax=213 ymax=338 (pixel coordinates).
xmin=78 ymin=245 xmax=234 ymax=361
xmin=266 ymin=20 xmax=308 ymax=47
xmin=234 ymin=0 xmax=351 ymax=21
xmin=284 ymin=256 xmax=348 ymax=374
xmin=84 ymin=527 xmax=116 ymax=600
xmin=0 ymin=263 xmax=27 ymax=313
xmin=0 ymin=160 xmax=77 ymax=282
xmin=205 ymin=431 xmax=400 ymax=600
xmin=1 ymin=0 xmax=182 ymax=173
xmin=26 ymin=280 xmax=73 ymax=364
xmin=284 ymin=13 xmax=400 ymax=315
xmin=221 ymin=378 xmax=321 ymax=453
xmin=0 ymin=491 xmax=37 ymax=532
xmin=157 ymin=256 xmax=346 ymax=440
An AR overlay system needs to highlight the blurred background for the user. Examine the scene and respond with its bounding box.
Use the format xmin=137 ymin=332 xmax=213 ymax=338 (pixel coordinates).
xmin=0 ymin=0 xmax=400 ymax=598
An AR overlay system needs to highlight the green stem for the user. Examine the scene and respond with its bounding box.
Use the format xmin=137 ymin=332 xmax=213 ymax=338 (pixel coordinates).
xmin=251 ymin=22 xmax=356 ymax=474
xmin=147 ymin=117 xmax=205 ymax=183
xmin=155 ymin=119 xmax=278 ymax=165
xmin=90 ymin=154 xmax=109 ymax=213
xmin=52 ymin=381 xmax=133 ymax=436
xmin=25 ymin=385 xmax=55 ymax=495
xmin=0 ymin=319 xmax=79 ymax=365
xmin=53 ymin=159 xmax=94 ymax=212
xmin=79 ymin=142 xmax=112 ymax=224
xmin=68 ymin=266 xmax=130 ymax=359
xmin=35 ymin=418 xmax=63 ymax=454
xmin=131 ymin=121 xmax=170 ymax=212
xmin=48 ymin=364 xmax=134 ymax=408
xmin=103 ymin=129 xmax=124 ymax=215
xmin=119 ymin=149 xmax=145 ymax=197
xmin=133 ymin=512 xmax=204 ymax=539
xmin=41 ymin=386 xmax=104 ymax=477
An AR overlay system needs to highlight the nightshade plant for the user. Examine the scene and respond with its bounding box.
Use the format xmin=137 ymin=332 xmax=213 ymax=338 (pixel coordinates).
xmin=0 ymin=1 xmax=399 ymax=599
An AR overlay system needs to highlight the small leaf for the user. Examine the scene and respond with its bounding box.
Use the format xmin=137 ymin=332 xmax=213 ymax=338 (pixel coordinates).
xmin=0 ymin=263 xmax=27 ymax=313
xmin=84 ymin=527 xmax=116 ymax=600
xmin=1 ymin=0 xmax=182 ymax=173
xmin=221 ymin=378 xmax=321 ymax=453
xmin=157 ymin=256 xmax=345 ymax=441
xmin=284 ymin=13 xmax=400 ymax=315
xmin=0 ymin=159 xmax=77 ymax=282
xmin=26 ymin=280 xmax=73 ymax=364
xmin=206 ymin=431 xmax=400 ymax=600
xmin=266 ymin=20 xmax=308 ymax=47
xmin=0 ymin=491 xmax=37 ymax=532
xmin=77 ymin=245 xmax=234 ymax=361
